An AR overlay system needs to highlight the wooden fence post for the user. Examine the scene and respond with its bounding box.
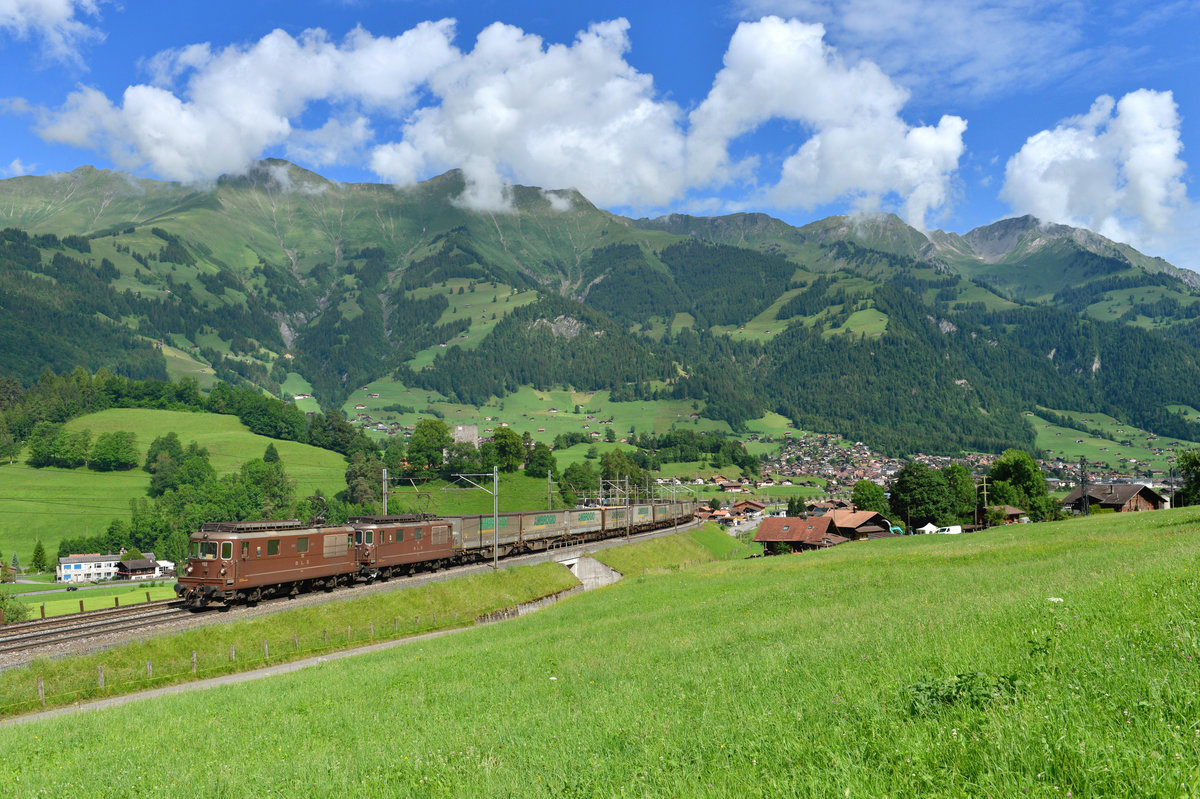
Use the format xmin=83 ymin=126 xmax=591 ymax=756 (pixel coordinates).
xmin=97 ymin=666 xmax=104 ymax=689
xmin=292 ymin=634 xmax=298 ymax=651
xmin=369 ymin=622 xmax=374 ymax=641
xmin=147 ymin=661 xmax=153 ymax=680
xmin=323 ymin=630 xmax=328 ymax=647
xmin=79 ymin=600 xmax=84 ymax=613
xmin=37 ymin=677 xmax=44 ymax=706
xmin=145 ymin=591 xmax=151 ymax=603
xmin=192 ymin=651 xmax=197 ymax=675
xmin=346 ymin=625 xmax=351 ymax=642
xmin=115 ymin=597 xmax=119 ymax=608
xmin=40 ymin=604 xmax=45 ymax=619
xmin=393 ymin=617 xmax=398 ymax=633
xmin=230 ymin=644 xmax=235 ymax=662
xmin=263 ymin=640 xmax=269 ymax=660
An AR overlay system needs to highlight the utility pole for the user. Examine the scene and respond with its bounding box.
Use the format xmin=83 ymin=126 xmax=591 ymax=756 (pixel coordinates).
xmin=446 ymin=467 xmax=500 ymax=569
xmin=382 ymin=468 xmax=388 ymax=516
xmin=1079 ymin=456 xmax=1089 ymax=516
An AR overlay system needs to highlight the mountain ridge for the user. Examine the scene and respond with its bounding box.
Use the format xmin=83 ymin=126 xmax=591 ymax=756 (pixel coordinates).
xmin=3 ymin=160 xmax=1200 ymax=458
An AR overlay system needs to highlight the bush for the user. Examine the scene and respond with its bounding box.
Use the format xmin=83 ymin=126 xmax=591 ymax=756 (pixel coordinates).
xmin=0 ymin=592 xmax=31 ymax=623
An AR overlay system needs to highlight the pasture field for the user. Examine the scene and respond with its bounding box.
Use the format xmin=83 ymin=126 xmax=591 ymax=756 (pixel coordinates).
xmin=0 ymin=409 xmax=348 ymax=564
xmin=1029 ymin=408 xmax=1200 ymax=472
xmin=159 ymin=344 xmax=218 ymax=389
xmin=3 ymin=511 xmax=1199 ymax=796
xmin=405 ymin=280 xmax=539 ymax=370
xmin=13 ymin=584 xmax=176 ymax=618
xmin=341 ymin=381 xmax=733 ymax=444
xmin=280 ymin=372 xmax=320 ymax=414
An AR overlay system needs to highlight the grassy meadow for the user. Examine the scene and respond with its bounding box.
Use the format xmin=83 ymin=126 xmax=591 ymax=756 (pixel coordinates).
xmin=7 ymin=583 xmax=177 ymax=618
xmin=0 ymin=409 xmax=349 ymax=565
xmin=1029 ymin=408 xmax=1200 ymax=472
xmin=2 ymin=511 xmax=1200 ymax=795
xmin=342 ymin=382 xmax=736 ymax=444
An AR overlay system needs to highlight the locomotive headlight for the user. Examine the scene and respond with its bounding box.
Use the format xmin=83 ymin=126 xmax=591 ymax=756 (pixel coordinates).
xmin=186 ymin=565 xmax=193 ymax=575
xmin=219 ymin=567 xmax=226 ymax=576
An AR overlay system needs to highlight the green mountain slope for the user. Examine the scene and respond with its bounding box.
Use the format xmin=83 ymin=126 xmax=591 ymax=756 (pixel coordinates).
xmin=3 ymin=161 xmax=1200 ymax=459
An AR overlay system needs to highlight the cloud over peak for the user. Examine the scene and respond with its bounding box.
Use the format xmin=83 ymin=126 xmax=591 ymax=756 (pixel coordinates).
xmin=32 ymin=15 xmax=964 ymax=225
xmin=1001 ymin=89 xmax=1187 ymax=248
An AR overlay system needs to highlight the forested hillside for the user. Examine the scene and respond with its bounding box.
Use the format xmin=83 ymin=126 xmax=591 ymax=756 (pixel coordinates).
xmin=2 ymin=161 xmax=1200 ymax=458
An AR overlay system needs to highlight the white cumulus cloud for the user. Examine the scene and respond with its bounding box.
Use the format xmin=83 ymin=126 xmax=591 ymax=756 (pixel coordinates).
xmin=372 ymin=19 xmax=687 ymax=211
xmin=37 ymin=21 xmax=459 ymax=182
xmin=1001 ymin=89 xmax=1188 ymax=247
xmin=690 ymin=16 xmax=965 ymax=228
xmin=31 ymin=15 xmax=964 ymax=224
xmin=0 ymin=0 xmax=105 ymax=66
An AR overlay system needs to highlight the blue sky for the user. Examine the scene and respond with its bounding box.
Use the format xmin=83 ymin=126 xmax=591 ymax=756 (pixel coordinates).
xmin=2 ymin=1 xmax=1198 ymax=269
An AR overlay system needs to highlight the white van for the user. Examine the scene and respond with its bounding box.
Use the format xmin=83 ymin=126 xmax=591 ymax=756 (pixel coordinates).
xmin=935 ymin=525 xmax=963 ymax=535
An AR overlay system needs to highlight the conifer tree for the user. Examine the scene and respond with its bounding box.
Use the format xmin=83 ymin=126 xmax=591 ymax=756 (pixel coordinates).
xmin=30 ymin=540 xmax=48 ymax=573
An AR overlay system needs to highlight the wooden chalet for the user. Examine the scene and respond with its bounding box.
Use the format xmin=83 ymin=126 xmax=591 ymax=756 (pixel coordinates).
xmin=975 ymin=505 xmax=1026 ymax=525
xmin=753 ymin=516 xmax=849 ymax=552
xmin=824 ymin=509 xmax=892 ymax=540
xmin=116 ymin=558 xmax=160 ymax=580
xmin=732 ymin=500 xmax=767 ymax=517
xmin=1062 ymin=484 xmax=1167 ymax=514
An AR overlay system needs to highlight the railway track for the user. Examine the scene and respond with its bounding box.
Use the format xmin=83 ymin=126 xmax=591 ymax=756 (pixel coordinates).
xmin=0 ymin=600 xmax=189 ymax=656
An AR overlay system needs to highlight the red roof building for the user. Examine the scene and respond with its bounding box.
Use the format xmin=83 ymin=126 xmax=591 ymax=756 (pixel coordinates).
xmin=754 ymin=516 xmax=849 ymax=551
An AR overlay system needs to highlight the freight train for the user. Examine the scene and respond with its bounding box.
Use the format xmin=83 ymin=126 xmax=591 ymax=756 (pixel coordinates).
xmin=173 ymin=501 xmax=697 ymax=609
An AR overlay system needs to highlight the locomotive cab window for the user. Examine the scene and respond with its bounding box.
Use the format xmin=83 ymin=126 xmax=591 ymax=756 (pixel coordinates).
xmin=220 ymin=542 xmax=232 ymax=560
xmin=355 ymin=530 xmax=363 ymax=545
xmin=396 ymin=529 xmax=404 ymax=543
xmin=414 ymin=528 xmax=423 ymax=541
xmin=365 ymin=530 xmax=374 ymax=544
xmin=267 ymin=539 xmax=280 ymax=556
xmin=192 ymin=541 xmax=218 ymax=560
xmin=296 ymin=537 xmax=309 ymax=554
xmin=241 ymin=542 xmax=249 ymax=558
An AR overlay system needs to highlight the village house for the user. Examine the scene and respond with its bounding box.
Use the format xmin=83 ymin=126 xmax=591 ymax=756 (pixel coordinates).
xmin=824 ymin=509 xmax=894 ymax=540
xmin=732 ymin=500 xmax=767 ymax=519
xmin=1062 ymin=484 xmax=1168 ymax=514
xmin=754 ymin=516 xmax=848 ymax=552
xmin=117 ymin=557 xmax=162 ymax=580
xmin=56 ymin=551 xmax=158 ymax=583
xmin=976 ymin=505 xmax=1027 ymax=525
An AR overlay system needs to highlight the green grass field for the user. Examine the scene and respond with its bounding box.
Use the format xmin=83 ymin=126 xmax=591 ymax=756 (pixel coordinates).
xmin=342 ymin=382 xmax=733 ymax=444
xmin=12 ymin=584 xmax=176 ymax=618
xmin=405 ymin=279 xmax=539 ymax=370
xmin=3 ymin=510 xmax=1199 ymax=795
xmin=1029 ymin=408 xmax=1200 ymax=472
xmin=0 ymin=409 xmax=349 ymax=567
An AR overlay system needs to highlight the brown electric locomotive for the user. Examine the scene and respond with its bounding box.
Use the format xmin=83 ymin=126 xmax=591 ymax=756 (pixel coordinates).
xmin=175 ymin=503 xmax=698 ymax=609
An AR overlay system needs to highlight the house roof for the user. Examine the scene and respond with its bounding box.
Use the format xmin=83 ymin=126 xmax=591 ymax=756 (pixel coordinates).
xmin=59 ymin=551 xmax=155 ymax=566
xmin=119 ymin=558 xmax=158 ymax=570
xmin=753 ymin=516 xmax=848 ymax=548
xmin=1062 ymin=484 xmax=1166 ymax=507
xmin=825 ymin=509 xmax=887 ymax=531
xmin=984 ymin=505 xmax=1026 ymax=516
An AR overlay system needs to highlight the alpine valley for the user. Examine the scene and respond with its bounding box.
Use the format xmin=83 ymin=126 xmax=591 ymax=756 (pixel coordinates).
xmin=4 ymin=159 xmax=1200 ymax=460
